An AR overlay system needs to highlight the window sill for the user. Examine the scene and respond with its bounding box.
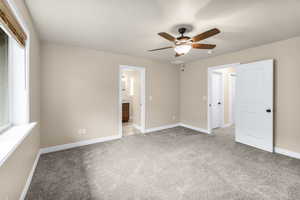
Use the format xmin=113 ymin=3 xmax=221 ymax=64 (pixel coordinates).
xmin=0 ymin=122 xmax=37 ymax=167
xmin=0 ymin=124 xmax=12 ymax=134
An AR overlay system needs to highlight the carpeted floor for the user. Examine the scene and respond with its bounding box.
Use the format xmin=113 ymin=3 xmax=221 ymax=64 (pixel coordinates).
xmin=26 ymin=126 xmax=300 ymax=200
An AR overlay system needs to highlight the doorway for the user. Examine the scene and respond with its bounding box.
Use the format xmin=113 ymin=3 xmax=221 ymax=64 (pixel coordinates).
xmin=119 ymin=65 xmax=145 ymax=137
xmin=208 ymin=65 xmax=238 ymax=131
xmin=207 ymin=60 xmax=274 ymax=152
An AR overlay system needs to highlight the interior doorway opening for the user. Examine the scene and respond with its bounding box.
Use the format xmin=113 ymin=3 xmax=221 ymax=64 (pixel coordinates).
xmin=208 ymin=65 xmax=236 ymax=145
xmin=119 ymin=65 xmax=146 ymax=137
xmin=208 ymin=65 xmax=237 ymax=135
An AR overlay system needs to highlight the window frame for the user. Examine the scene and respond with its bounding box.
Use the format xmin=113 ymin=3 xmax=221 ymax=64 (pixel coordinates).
xmin=0 ymin=0 xmax=30 ymax=135
xmin=0 ymin=26 xmax=12 ymax=133
xmin=0 ymin=25 xmax=24 ymax=133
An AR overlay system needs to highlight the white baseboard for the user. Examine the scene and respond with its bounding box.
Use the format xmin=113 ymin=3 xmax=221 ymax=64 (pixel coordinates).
xmin=133 ymin=124 xmax=141 ymax=131
xmin=275 ymin=147 xmax=300 ymax=159
xmin=145 ymin=123 xmax=180 ymax=133
xmin=40 ymin=135 xmax=121 ymax=154
xmin=179 ymin=123 xmax=211 ymax=134
xmin=222 ymin=123 xmax=233 ymax=128
xmin=19 ymin=150 xmax=41 ymax=200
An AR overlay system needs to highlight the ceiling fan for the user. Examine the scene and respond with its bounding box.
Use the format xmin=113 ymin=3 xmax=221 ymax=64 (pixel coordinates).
xmin=148 ymin=27 xmax=220 ymax=57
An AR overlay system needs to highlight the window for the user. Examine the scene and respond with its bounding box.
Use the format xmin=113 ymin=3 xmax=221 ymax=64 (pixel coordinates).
xmin=0 ymin=26 xmax=27 ymax=134
xmin=0 ymin=28 xmax=9 ymax=132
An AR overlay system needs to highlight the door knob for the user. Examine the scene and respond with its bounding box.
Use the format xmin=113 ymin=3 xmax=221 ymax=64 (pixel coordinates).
xmin=266 ymin=109 xmax=272 ymax=113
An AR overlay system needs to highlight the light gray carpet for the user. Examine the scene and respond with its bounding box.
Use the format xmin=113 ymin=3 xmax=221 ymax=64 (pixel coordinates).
xmin=26 ymin=126 xmax=300 ymax=200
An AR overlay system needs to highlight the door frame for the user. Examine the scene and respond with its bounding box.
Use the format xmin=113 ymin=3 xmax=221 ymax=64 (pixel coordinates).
xmin=207 ymin=63 xmax=240 ymax=133
xmin=228 ymin=72 xmax=236 ymax=125
xmin=119 ymin=65 xmax=146 ymax=137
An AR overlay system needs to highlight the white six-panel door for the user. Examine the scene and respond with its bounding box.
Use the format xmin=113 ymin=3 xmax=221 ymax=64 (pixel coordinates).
xmin=235 ymin=59 xmax=273 ymax=152
xmin=211 ymin=72 xmax=223 ymax=129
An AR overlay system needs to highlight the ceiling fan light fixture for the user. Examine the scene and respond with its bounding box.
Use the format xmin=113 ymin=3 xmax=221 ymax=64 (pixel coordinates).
xmin=174 ymin=44 xmax=191 ymax=54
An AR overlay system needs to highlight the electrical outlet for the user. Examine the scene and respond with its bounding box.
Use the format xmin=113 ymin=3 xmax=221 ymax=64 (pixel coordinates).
xmin=172 ymin=115 xmax=176 ymax=120
xmin=5 ymin=195 xmax=9 ymax=200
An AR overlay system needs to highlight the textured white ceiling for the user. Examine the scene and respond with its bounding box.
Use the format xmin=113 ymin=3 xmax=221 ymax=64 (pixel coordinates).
xmin=26 ymin=0 xmax=300 ymax=63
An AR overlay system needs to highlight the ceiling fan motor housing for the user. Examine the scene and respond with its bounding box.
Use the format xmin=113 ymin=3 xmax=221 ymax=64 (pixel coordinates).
xmin=177 ymin=27 xmax=191 ymax=41
xmin=178 ymin=27 xmax=186 ymax=35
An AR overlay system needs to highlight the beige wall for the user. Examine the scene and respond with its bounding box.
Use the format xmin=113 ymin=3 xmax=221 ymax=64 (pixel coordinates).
xmin=0 ymin=126 xmax=40 ymax=200
xmin=180 ymin=36 xmax=300 ymax=154
xmin=0 ymin=0 xmax=41 ymax=199
xmin=41 ymin=43 xmax=179 ymax=148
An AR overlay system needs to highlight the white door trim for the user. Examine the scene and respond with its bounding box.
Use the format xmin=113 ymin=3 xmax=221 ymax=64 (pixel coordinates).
xmin=207 ymin=63 xmax=240 ymax=133
xmin=119 ymin=65 xmax=146 ymax=137
xmin=228 ymin=72 xmax=236 ymax=125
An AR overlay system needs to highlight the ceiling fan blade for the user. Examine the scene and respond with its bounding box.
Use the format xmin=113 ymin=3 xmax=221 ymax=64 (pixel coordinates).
xmin=148 ymin=46 xmax=173 ymax=52
xmin=175 ymin=53 xmax=184 ymax=57
xmin=192 ymin=28 xmax=220 ymax=42
xmin=158 ymin=32 xmax=176 ymax=42
xmin=192 ymin=43 xmax=216 ymax=49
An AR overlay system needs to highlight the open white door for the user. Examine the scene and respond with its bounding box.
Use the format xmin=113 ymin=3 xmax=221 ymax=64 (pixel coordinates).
xmin=235 ymin=59 xmax=273 ymax=152
xmin=211 ymin=72 xmax=223 ymax=129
